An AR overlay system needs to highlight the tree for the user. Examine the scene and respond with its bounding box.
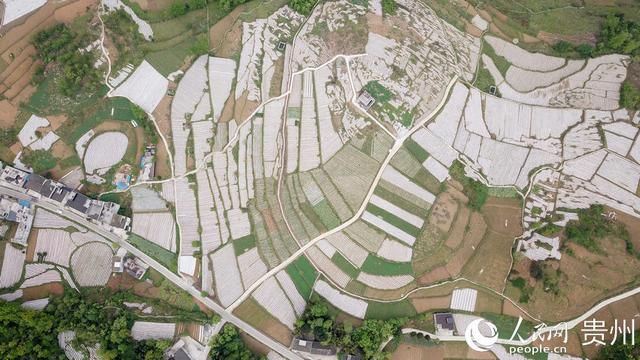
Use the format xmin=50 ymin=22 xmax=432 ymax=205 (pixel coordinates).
xmin=210 ymin=324 xmax=259 ymax=360
xmin=596 ymin=332 xmax=640 ymax=359
xmin=352 ymin=319 xmax=403 ymax=360
xmin=21 ymin=149 xmax=57 ymax=174
xmin=289 ymin=0 xmax=316 ymax=15
xmin=381 ymin=0 xmax=396 ymax=16
xmin=0 ymin=128 xmax=17 ymax=147
xmin=529 ymin=261 xmax=544 ymax=280
xmin=595 ymin=14 xmax=640 ymax=56
xmin=552 ymin=40 xmax=572 ymax=54
xmin=0 ymin=301 xmax=64 ymax=359
xmin=575 ymin=43 xmax=594 ymax=58
xmin=621 ymin=81 xmax=640 ymax=109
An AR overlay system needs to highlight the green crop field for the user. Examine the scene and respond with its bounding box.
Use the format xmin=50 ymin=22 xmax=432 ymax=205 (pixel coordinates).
xmin=361 ymin=254 xmax=413 ymax=276
xmin=313 ymin=199 xmax=341 ymax=229
xmin=286 ymin=255 xmax=318 ymax=299
xmin=404 ymin=138 xmax=429 ymax=163
xmin=366 ymin=203 xmax=422 ymax=237
xmin=128 ymin=234 xmax=178 ymax=273
xmin=233 ymin=234 xmax=256 ymax=256
xmin=331 ymin=252 xmax=359 ymax=278
xmin=366 ymin=299 xmax=416 ymax=319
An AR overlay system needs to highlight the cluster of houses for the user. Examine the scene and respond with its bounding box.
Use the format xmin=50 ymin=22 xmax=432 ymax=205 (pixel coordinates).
xmin=0 ymin=164 xmax=131 ymax=233
xmin=0 ymin=195 xmax=34 ymax=245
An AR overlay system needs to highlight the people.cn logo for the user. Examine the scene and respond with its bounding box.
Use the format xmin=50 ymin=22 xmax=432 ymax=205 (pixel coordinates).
xmin=464 ymin=319 xmax=499 ymax=352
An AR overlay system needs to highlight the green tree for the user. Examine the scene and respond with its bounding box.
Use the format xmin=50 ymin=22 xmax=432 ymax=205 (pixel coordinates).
xmin=381 ymin=0 xmax=396 ymax=16
xmin=351 ymin=319 xmax=404 ymax=360
xmin=210 ymin=324 xmax=259 ymax=359
xmin=289 ymin=0 xmax=316 ymax=15
xmin=575 ymin=43 xmax=594 ymax=58
xmin=0 ymin=301 xmax=64 ymax=359
xmin=621 ymin=81 xmax=640 ymax=109
xmin=0 ymin=128 xmax=17 ymax=147
xmin=21 ymin=149 xmax=57 ymax=174
xmin=595 ymin=14 xmax=640 ymax=56
xmin=552 ymin=40 xmax=572 ymax=54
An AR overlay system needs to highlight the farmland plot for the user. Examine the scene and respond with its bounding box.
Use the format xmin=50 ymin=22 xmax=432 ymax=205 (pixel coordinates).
xmin=324 ymin=143 xmax=385 ymax=209
xmin=131 ymin=322 xmax=176 ymax=340
xmin=171 ymin=56 xmax=207 ymax=175
xmin=238 ymin=248 xmax=268 ymax=289
xmin=132 ymin=212 xmax=177 ymax=252
xmin=70 ymin=232 xmax=110 ymax=247
xmin=313 ymin=279 xmax=368 ymax=319
xmin=22 ymin=298 xmax=49 ymax=311
xmin=1 ymin=0 xmax=46 ymax=26
xmin=0 ymin=290 xmax=23 ymax=301
xmin=24 ymin=263 xmax=54 ymax=279
xmin=210 ymin=244 xmax=244 ymax=307
xmin=131 ymin=186 xmax=168 ymax=212
xmin=58 ymin=266 xmax=79 ymax=291
xmin=236 ymin=6 xmax=303 ymax=106
xmin=208 ymin=57 xmax=236 ymax=122
xmin=485 ymin=36 xmax=565 ymax=72
xmin=377 ymin=239 xmax=413 ymax=262
xmin=174 ymin=178 xmax=200 ymax=255
xmin=112 ymin=61 xmax=168 ymax=113
xmin=505 ymin=60 xmax=585 ymax=92
xmin=485 ymin=53 xmax=628 ymax=110
xmin=361 ymin=211 xmax=417 ymax=246
xmin=356 ymin=273 xmax=414 ymax=290
xmin=205 ymin=168 xmax=230 ymax=245
xmin=306 ymin=246 xmax=351 ymax=287
xmin=349 ymin=0 xmax=479 ymax=128
xmin=195 ymin=180 xmax=221 ymax=255
xmin=34 ymin=209 xmax=85 ymax=231
xmin=83 ymin=132 xmax=129 ymax=174
xmin=35 ymin=229 xmax=76 ymax=267
xmin=18 ymin=115 xmax=50 ymax=147
xmin=0 ymin=244 xmax=25 ymax=288
xmin=263 ymin=99 xmax=285 ymax=177
xmin=299 ymin=71 xmax=321 ymax=171
xmin=70 ymin=242 xmax=113 ymax=287
xmin=276 ymin=271 xmax=307 ymax=316
xmin=252 ymin=277 xmax=297 ymax=330
xmin=314 ymin=66 xmax=343 ymax=163
xmin=327 ymin=232 xmax=368 ymax=267
xmin=311 ymin=169 xmax=353 ymax=221
xmin=20 ymin=270 xmax=61 ymax=288
xmin=191 ymin=120 xmax=213 ymax=167
xmin=381 ymin=167 xmax=435 ymax=205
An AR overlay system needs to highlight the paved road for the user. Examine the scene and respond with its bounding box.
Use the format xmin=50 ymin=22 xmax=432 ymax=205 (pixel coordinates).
xmin=0 ymin=185 xmax=302 ymax=360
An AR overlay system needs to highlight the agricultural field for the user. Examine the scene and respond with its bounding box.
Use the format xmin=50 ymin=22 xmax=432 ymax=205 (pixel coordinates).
xmin=3 ymin=0 xmax=640 ymax=359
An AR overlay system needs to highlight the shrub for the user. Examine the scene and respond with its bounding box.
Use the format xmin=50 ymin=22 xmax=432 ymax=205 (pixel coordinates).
xmin=382 ymin=0 xmax=396 ymax=16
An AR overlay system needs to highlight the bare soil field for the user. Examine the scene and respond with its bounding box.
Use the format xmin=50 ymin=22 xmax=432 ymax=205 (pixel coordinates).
xmin=22 ymin=282 xmax=64 ymax=300
xmin=25 ymin=228 xmax=39 ymax=262
xmin=411 ymin=295 xmax=451 ymax=313
xmin=443 ymin=342 xmax=496 ymax=359
xmin=209 ymin=5 xmax=245 ymax=58
xmin=391 ymin=342 xmax=444 ymax=360
xmin=515 ymin=234 xmax=640 ymax=322
xmin=240 ymin=333 xmax=271 ymax=357
xmin=461 ymin=230 xmax=512 ymax=292
xmin=234 ymin=91 xmax=260 ymax=125
xmin=0 ymin=100 xmax=18 ymax=128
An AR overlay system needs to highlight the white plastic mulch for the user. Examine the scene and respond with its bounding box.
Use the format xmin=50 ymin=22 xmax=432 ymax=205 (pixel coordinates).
xmin=112 ymin=61 xmax=168 ymax=113
xmin=83 ymin=132 xmax=128 ymax=174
